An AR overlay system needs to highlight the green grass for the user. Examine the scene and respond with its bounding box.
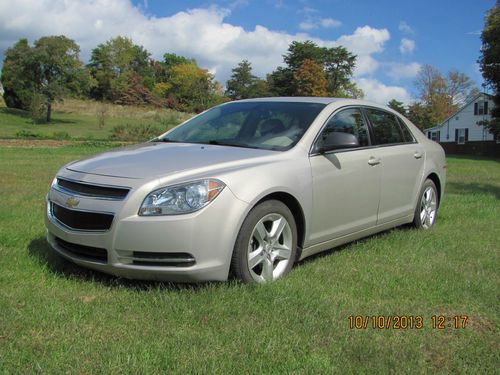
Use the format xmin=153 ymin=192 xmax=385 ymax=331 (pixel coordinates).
xmin=0 ymin=98 xmax=190 ymax=140
xmin=0 ymin=148 xmax=498 ymax=373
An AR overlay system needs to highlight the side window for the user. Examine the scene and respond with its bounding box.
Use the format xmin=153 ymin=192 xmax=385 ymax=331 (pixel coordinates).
xmin=397 ymin=117 xmax=416 ymax=143
xmin=320 ymin=108 xmax=369 ymax=147
xmin=365 ymin=108 xmax=404 ymax=145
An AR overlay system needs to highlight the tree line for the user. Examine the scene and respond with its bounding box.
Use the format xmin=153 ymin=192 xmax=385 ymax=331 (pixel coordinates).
xmin=0 ymin=36 xmax=361 ymax=122
xmin=2 ymin=16 xmax=498 ymax=135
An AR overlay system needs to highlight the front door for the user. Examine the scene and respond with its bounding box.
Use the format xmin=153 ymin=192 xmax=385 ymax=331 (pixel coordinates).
xmin=308 ymin=107 xmax=381 ymax=245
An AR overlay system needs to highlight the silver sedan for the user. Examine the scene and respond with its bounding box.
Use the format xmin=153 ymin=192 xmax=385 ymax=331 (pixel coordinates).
xmin=45 ymin=98 xmax=446 ymax=283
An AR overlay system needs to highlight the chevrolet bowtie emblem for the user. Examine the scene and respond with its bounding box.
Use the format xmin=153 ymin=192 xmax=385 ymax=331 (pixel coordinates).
xmin=65 ymin=197 xmax=80 ymax=208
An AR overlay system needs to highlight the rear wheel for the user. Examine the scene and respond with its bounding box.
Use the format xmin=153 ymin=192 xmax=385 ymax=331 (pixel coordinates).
xmin=231 ymin=200 xmax=297 ymax=283
xmin=413 ymin=179 xmax=438 ymax=229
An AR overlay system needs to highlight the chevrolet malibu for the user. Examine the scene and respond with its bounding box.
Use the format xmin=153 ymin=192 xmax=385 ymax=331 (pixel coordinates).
xmin=45 ymin=98 xmax=446 ymax=283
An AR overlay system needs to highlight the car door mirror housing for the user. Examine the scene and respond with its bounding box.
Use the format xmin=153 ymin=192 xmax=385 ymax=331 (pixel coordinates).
xmin=316 ymin=131 xmax=360 ymax=153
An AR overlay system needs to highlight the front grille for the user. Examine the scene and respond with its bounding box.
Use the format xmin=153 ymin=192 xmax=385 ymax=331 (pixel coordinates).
xmin=57 ymin=178 xmax=129 ymax=200
xmin=55 ymin=237 xmax=108 ymax=263
xmin=51 ymin=203 xmax=114 ymax=231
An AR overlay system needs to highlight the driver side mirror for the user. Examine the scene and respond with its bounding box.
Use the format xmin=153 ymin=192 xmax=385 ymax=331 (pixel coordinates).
xmin=315 ymin=131 xmax=360 ymax=154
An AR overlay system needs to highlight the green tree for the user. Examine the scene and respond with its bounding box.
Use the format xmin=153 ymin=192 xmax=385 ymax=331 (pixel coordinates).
xmin=1 ymin=39 xmax=37 ymax=110
xmin=167 ymin=63 xmax=221 ymax=112
xmin=89 ymin=36 xmax=152 ymax=101
xmin=34 ymin=36 xmax=91 ymax=121
xmin=387 ymin=99 xmax=407 ymax=116
xmin=251 ymin=79 xmax=271 ymax=98
xmin=323 ymin=46 xmax=357 ymax=96
xmin=1 ymin=36 xmax=91 ymax=122
xmin=267 ymin=67 xmax=295 ymax=96
xmin=283 ymin=40 xmax=324 ymax=70
xmin=226 ymin=60 xmax=256 ymax=99
xmin=479 ymin=0 xmax=500 ymax=139
xmin=406 ymin=102 xmax=433 ymax=131
xmin=268 ymin=40 xmax=361 ymax=98
xmin=163 ymin=53 xmax=196 ymax=71
xmin=293 ymin=59 xmax=328 ymax=96
xmin=226 ymin=60 xmax=269 ymax=99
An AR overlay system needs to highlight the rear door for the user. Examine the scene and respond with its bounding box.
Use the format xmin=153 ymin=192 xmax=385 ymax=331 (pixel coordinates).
xmin=363 ymin=108 xmax=425 ymax=224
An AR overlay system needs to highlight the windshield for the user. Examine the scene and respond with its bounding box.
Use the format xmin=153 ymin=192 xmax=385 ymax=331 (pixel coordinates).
xmin=159 ymin=101 xmax=326 ymax=151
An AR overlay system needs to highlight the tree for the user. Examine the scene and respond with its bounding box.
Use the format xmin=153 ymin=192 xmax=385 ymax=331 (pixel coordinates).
xmin=387 ymin=99 xmax=407 ymax=116
xmin=114 ymin=73 xmax=163 ymax=107
xmin=89 ymin=36 xmax=152 ymax=101
xmin=406 ymin=102 xmax=433 ymax=131
xmin=1 ymin=36 xmax=91 ymax=122
xmin=323 ymin=46 xmax=357 ymax=96
xmin=34 ymin=36 xmax=91 ymax=121
xmin=267 ymin=67 xmax=295 ymax=96
xmin=479 ymin=0 xmax=500 ymax=139
xmin=226 ymin=60 xmax=270 ymax=99
xmin=1 ymin=39 xmax=37 ymax=110
xmin=268 ymin=40 xmax=362 ymax=98
xmin=226 ymin=60 xmax=257 ymax=99
xmin=163 ymin=53 xmax=196 ymax=71
xmin=293 ymin=59 xmax=328 ymax=96
xmin=167 ymin=63 xmax=221 ymax=112
xmin=414 ymin=64 xmax=477 ymax=126
xmin=283 ymin=40 xmax=324 ymax=70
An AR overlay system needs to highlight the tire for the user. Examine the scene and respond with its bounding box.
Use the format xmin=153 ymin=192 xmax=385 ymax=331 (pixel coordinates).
xmin=231 ymin=200 xmax=298 ymax=284
xmin=413 ymin=179 xmax=439 ymax=229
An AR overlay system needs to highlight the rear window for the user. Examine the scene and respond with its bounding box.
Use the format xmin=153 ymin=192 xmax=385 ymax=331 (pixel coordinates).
xmin=397 ymin=117 xmax=416 ymax=143
xmin=365 ymin=108 xmax=404 ymax=145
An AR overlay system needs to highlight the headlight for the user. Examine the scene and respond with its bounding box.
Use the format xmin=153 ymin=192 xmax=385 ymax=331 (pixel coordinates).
xmin=139 ymin=179 xmax=225 ymax=216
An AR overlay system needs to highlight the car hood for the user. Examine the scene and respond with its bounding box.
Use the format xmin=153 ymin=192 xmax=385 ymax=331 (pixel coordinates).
xmin=66 ymin=142 xmax=278 ymax=179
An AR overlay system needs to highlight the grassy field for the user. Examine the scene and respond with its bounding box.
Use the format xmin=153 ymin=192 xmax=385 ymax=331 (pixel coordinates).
xmin=0 ymin=146 xmax=498 ymax=373
xmin=0 ymin=99 xmax=190 ymax=140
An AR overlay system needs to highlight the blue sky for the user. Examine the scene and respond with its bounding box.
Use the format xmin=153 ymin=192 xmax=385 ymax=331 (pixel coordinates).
xmin=0 ymin=0 xmax=494 ymax=104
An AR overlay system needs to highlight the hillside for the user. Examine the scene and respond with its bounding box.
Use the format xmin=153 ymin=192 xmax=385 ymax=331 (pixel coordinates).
xmin=0 ymin=99 xmax=191 ymax=141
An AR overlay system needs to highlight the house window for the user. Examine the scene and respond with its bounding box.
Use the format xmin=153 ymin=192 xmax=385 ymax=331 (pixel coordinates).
xmin=457 ymin=129 xmax=466 ymax=144
xmin=474 ymin=101 xmax=489 ymax=115
xmin=430 ymin=131 xmax=440 ymax=142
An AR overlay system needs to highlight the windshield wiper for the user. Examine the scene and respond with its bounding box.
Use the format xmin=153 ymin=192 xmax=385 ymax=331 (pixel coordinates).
xmin=151 ymin=137 xmax=178 ymax=143
xmin=206 ymin=140 xmax=260 ymax=149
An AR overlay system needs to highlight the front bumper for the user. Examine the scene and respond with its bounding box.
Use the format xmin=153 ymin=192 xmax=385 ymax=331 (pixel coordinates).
xmin=45 ymin=171 xmax=249 ymax=282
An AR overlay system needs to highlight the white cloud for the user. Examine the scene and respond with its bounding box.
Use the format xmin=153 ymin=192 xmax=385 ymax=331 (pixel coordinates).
xmin=321 ymin=18 xmax=342 ymax=28
xmin=299 ymin=17 xmax=341 ymax=31
xmin=398 ymin=21 xmax=415 ymax=35
xmin=399 ymin=38 xmax=416 ymax=54
xmin=0 ymin=0 xmax=396 ymax=88
xmin=336 ymin=26 xmax=390 ymax=76
xmin=386 ymin=62 xmax=421 ymax=80
xmin=298 ymin=21 xmax=316 ymax=31
xmin=356 ymin=78 xmax=412 ymax=105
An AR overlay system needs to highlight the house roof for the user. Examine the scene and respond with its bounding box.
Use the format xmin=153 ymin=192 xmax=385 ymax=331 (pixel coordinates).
xmin=426 ymin=92 xmax=493 ymax=132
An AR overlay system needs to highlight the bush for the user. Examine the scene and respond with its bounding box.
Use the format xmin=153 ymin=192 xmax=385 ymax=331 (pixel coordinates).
xmin=109 ymin=123 xmax=166 ymax=142
xmin=51 ymin=131 xmax=71 ymax=140
xmin=15 ymin=130 xmax=43 ymax=139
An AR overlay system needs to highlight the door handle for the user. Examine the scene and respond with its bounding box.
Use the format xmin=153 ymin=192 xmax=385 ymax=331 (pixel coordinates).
xmin=368 ymin=157 xmax=381 ymax=166
xmin=414 ymin=151 xmax=423 ymax=159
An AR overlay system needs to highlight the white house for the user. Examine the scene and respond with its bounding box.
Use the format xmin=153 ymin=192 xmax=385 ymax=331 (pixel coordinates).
xmin=425 ymin=93 xmax=499 ymax=157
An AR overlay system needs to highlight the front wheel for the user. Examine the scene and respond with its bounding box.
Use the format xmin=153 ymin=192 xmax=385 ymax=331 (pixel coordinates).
xmin=413 ymin=179 xmax=439 ymax=229
xmin=231 ymin=200 xmax=298 ymax=283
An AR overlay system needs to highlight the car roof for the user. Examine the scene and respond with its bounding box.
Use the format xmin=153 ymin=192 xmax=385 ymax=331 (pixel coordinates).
xmin=235 ymin=96 xmax=387 ymax=108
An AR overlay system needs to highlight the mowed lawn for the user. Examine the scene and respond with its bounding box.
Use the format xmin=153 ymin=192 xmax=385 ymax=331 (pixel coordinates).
xmin=0 ymin=145 xmax=498 ymax=373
